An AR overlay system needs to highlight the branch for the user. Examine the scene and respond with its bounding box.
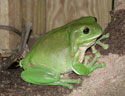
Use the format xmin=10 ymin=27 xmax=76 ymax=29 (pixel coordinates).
xmin=0 ymin=25 xmax=21 ymax=36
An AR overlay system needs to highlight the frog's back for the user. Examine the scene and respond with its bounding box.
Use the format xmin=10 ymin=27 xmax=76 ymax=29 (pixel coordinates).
xmin=22 ymin=25 xmax=73 ymax=73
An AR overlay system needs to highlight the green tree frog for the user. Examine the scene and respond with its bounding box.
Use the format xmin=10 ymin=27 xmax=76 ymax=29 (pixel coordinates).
xmin=20 ymin=16 xmax=109 ymax=89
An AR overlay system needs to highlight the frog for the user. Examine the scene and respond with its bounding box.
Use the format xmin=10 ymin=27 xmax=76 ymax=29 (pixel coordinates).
xmin=20 ymin=16 xmax=109 ymax=89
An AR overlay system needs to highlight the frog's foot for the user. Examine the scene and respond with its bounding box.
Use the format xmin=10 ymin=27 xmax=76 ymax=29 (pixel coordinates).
xmin=21 ymin=65 xmax=81 ymax=89
xmin=48 ymin=78 xmax=81 ymax=89
xmin=85 ymin=52 xmax=105 ymax=73
xmin=96 ymin=33 xmax=110 ymax=49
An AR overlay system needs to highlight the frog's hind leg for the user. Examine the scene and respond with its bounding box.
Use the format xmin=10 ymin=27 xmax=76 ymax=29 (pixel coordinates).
xmin=21 ymin=65 xmax=81 ymax=89
xmin=21 ymin=65 xmax=60 ymax=84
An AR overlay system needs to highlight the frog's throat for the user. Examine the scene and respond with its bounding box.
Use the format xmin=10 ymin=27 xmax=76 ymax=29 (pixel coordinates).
xmin=78 ymin=40 xmax=96 ymax=63
xmin=78 ymin=46 xmax=87 ymax=63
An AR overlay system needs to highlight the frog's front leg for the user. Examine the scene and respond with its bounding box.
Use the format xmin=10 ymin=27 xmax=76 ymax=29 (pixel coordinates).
xmin=96 ymin=33 xmax=110 ymax=49
xmin=85 ymin=52 xmax=105 ymax=73
xmin=21 ymin=65 xmax=81 ymax=89
xmin=72 ymin=49 xmax=105 ymax=75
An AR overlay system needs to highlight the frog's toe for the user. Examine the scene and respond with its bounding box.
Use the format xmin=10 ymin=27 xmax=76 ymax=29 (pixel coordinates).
xmin=78 ymin=78 xmax=82 ymax=84
xmin=96 ymin=52 xmax=101 ymax=57
xmin=103 ymin=44 xmax=109 ymax=49
xmin=76 ymin=78 xmax=82 ymax=84
xmin=68 ymin=85 xmax=74 ymax=89
xmin=100 ymin=62 xmax=106 ymax=67
xmin=98 ymin=33 xmax=110 ymax=40
xmin=104 ymin=33 xmax=110 ymax=38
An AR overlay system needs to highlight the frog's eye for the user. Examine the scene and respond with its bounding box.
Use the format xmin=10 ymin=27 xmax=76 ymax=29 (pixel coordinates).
xmin=83 ymin=27 xmax=89 ymax=34
xmin=94 ymin=17 xmax=97 ymax=22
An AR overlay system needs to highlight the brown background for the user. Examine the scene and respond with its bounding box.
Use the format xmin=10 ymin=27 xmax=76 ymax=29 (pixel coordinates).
xmin=0 ymin=0 xmax=113 ymax=50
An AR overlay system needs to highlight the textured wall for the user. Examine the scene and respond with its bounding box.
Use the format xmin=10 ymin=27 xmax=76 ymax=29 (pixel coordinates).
xmin=0 ymin=0 xmax=112 ymax=49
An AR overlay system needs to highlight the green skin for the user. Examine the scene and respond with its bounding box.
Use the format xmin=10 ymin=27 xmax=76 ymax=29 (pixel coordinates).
xmin=20 ymin=16 xmax=109 ymax=89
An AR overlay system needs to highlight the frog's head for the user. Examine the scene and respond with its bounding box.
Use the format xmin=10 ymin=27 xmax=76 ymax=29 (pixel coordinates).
xmin=69 ymin=16 xmax=102 ymax=48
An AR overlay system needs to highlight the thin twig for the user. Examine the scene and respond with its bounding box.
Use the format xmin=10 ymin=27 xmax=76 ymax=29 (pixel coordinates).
xmin=23 ymin=23 xmax=32 ymax=49
xmin=0 ymin=25 xmax=21 ymax=36
xmin=18 ymin=18 xmax=26 ymax=53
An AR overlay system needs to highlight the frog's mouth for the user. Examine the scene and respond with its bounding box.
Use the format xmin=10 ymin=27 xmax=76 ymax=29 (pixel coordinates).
xmin=81 ymin=34 xmax=101 ymax=46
